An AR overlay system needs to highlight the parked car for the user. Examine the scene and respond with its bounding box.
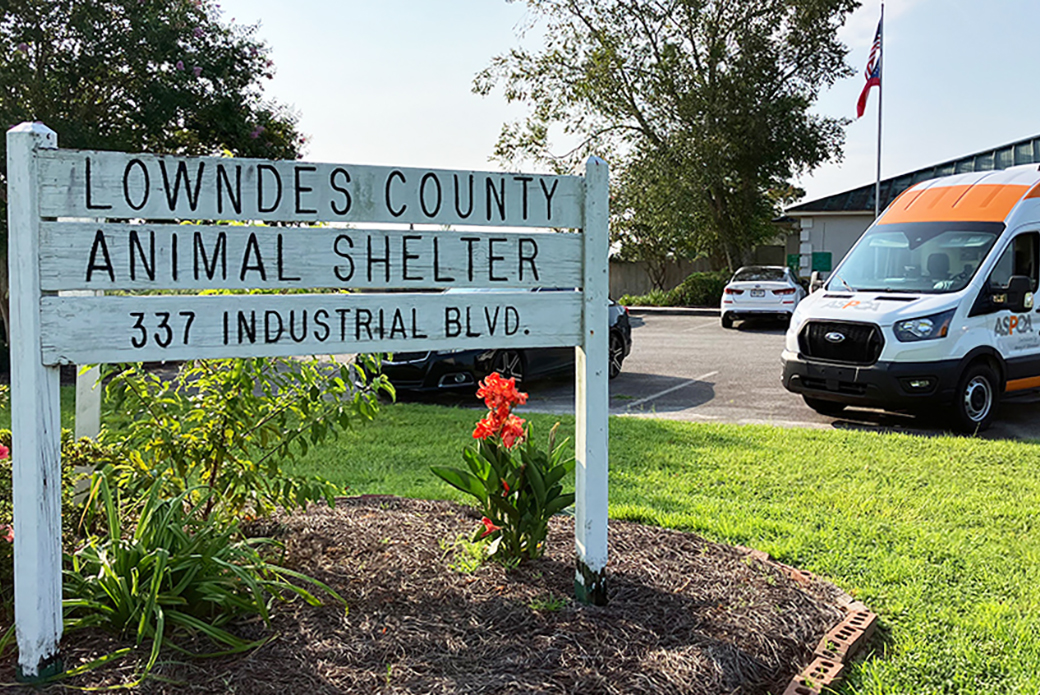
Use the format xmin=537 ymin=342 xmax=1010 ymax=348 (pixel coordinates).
xmin=720 ymin=265 xmax=806 ymax=328
xmin=370 ymin=290 xmax=632 ymax=392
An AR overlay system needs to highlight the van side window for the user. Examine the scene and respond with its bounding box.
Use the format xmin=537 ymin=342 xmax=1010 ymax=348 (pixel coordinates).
xmin=989 ymin=232 xmax=1039 ymax=292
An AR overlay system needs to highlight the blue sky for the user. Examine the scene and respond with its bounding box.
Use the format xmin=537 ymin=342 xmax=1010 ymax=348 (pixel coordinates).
xmin=218 ymin=0 xmax=1040 ymax=205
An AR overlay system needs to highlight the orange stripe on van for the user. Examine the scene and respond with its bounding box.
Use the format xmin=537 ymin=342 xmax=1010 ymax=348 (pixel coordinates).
xmin=879 ymin=184 xmax=1029 ymax=224
xmin=1006 ymin=376 xmax=1040 ymax=392
xmin=1026 ymin=181 xmax=1040 ymax=199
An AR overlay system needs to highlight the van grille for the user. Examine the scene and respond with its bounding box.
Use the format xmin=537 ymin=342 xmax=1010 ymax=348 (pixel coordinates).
xmin=799 ymin=322 xmax=883 ymax=366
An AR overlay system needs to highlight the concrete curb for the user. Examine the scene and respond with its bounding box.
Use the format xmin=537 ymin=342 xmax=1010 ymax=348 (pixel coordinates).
xmin=625 ymin=306 xmax=719 ymax=317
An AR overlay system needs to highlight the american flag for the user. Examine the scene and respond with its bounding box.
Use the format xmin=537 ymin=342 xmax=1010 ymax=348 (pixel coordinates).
xmin=856 ymin=18 xmax=882 ymax=119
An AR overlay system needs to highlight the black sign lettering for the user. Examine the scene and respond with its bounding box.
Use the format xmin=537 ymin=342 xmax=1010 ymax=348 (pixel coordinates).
xmin=217 ymin=163 xmax=242 ymax=214
xmin=385 ymin=170 xmax=407 ymax=217
xmin=294 ymin=165 xmax=318 ymax=214
xmin=122 ymin=159 xmax=150 ymax=211
xmin=420 ymin=173 xmax=442 ymax=217
xmin=159 ymin=160 xmax=205 ymax=212
xmin=454 ymin=173 xmax=474 ymax=218
xmin=86 ymin=229 xmax=115 ymax=282
xmin=129 ymin=230 xmax=155 ymax=282
xmin=330 ymin=167 xmax=352 ymax=215
xmin=257 ymin=164 xmax=282 ymax=213
xmin=85 ymin=157 xmax=112 ymax=210
xmin=333 ymin=234 xmax=355 ymax=282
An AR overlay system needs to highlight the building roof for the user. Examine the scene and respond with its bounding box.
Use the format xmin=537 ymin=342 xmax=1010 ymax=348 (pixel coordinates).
xmin=786 ymin=134 xmax=1040 ymax=215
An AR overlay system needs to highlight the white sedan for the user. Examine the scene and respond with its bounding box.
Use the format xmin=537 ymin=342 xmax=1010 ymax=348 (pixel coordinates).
xmin=720 ymin=265 xmax=806 ymax=328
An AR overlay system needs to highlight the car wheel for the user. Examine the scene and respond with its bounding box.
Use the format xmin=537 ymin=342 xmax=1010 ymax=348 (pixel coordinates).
xmin=609 ymin=333 xmax=625 ymax=379
xmin=803 ymin=396 xmax=846 ymax=417
xmin=721 ymin=313 xmax=734 ymax=329
xmin=951 ymin=362 xmax=999 ymax=433
xmin=491 ymin=349 xmax=525 ymax=383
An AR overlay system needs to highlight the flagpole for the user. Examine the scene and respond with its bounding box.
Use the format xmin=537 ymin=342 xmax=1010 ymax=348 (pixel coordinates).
xmin=874 ymin=1 xmax=884 ymax=219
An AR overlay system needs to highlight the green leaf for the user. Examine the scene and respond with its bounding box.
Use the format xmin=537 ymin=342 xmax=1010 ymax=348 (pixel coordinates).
xmin=544 ymin=493 xmax=576 ymax=517
xmin=431 ymin=466 xmax=486 ymax=500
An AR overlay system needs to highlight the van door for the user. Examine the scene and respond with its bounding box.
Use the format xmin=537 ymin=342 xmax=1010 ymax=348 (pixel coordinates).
xmin=980 ymin=231 xmax=1040 ymax=390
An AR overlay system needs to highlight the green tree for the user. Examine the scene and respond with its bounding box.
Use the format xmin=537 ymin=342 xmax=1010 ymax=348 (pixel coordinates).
xmin=476 ymin=0 xmax=857 ymax=271
xmin=0 ymin=0 xmax=304 ymax=343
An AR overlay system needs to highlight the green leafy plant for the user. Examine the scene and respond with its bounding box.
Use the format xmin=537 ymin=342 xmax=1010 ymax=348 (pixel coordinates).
xmin=527 ymin=594 xmax=568 ymax=612
xmin=0 ymin=429 xmax=107 ymax=622
xmin=432 ymin=373 xmax=574 ymax=561
xmin=103 ymin=355 xmax=392 ymax=521
xmin=62 ymin=470 xmax=344 ymax=683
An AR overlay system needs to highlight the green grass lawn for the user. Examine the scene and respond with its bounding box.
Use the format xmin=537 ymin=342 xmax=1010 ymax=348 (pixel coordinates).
xmin=0 ymin=386 xmax=77 ymax=431
xmin=289 ymin=402 xmax=1040 ymax=695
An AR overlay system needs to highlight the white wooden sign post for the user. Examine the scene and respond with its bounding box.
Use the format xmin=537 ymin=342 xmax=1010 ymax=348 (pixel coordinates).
xmin=6 ymin=122 xmax=610 ymax=679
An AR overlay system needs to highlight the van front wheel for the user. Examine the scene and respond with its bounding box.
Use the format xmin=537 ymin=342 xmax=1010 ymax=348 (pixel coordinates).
xmin=952 ymin=363 xmax=999 ymax=433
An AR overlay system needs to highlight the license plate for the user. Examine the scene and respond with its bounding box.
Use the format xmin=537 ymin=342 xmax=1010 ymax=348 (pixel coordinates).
xmin=750 ymin=289 xmax=765 ymax=297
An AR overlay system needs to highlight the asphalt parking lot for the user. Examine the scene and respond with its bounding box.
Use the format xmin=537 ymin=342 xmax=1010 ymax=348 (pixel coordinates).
xmin=398 ymin=311 xmax=1040 ymax=441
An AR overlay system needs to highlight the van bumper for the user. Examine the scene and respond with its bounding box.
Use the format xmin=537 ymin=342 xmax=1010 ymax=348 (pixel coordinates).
xmin=781 ymin=350 xmax=963 ymax=410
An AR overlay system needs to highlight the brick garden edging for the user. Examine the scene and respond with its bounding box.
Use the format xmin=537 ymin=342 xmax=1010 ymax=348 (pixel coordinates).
xmin=734 ymin=548 xmax=878 ymax=695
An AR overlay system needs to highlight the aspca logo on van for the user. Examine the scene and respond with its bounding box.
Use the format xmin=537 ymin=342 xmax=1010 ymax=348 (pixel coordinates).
xmin=995 ymin=314 xmax=1034 ymax=337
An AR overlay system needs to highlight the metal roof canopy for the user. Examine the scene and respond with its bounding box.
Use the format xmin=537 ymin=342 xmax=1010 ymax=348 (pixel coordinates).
xmin=787 ymin=133 xmax=1040 ymax=215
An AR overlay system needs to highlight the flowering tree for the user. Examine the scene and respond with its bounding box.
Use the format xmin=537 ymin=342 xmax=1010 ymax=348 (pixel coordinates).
xmin=433 ymin=373 xmax=575 ymax=561
xmin=0 ymin=0 xmax=304 ymax=345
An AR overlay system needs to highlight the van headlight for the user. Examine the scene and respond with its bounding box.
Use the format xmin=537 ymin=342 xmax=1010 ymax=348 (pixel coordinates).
xmin=893 ymin=309 xmax=955 ymax=342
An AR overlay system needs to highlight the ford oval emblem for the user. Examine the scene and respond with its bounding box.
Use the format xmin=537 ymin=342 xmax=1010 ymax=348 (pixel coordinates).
xmin=824 ymin=331 xmax=846 ymax=344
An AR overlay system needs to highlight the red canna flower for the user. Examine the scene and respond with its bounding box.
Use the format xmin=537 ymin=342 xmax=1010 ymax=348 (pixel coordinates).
xmin=480 ymin=517 xmax=501 ymax=538
xmin=502 ymin=480 xmax=510 ymax=493
xmin=0 ymin=524 xmax=12 ymax=543
xmin=476 ymin=373 xmax=527 ymax=412
xmin=0 ymin=444 xmax=8 ymax=460
xmin=500 ymin=415 xmax=526 ymax=448
xmin=473 ymin=413 xmax=501 ymax=440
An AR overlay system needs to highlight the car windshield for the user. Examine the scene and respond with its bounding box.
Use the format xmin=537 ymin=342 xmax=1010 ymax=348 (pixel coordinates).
xmin=733 ymin=267 xmax=785 ymax=282
xmin=828 ymin=221 xmax=1005 ymax=294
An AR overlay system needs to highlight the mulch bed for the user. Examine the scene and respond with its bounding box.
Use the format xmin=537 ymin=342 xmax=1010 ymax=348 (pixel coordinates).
xmin=2 ymin=496 xmax=845 ymax=694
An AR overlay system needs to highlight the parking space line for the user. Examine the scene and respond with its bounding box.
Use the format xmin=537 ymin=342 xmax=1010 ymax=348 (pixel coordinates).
xmin=681 ymin=320 xmax=721 ymax=332
xmin=623 ymin=370 xmax=719 ymax=411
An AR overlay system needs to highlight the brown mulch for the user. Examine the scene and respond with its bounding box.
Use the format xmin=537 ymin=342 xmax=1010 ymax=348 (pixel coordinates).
xmin=1 ymin=497 xmax=844 ymax=694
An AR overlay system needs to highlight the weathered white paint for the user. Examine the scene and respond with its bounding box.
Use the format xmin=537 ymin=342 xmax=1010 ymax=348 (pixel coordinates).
xmin=56 ymin=290 xmax=104 ymax=440
xmin=10 ymin=124 xmax=612 ymax=678
xmin=39 ymin=223 xmax=582 ymax=291
xmin=37 ymin=149 xmax=584 ymax=228
xmin=574 ymin=156 xmax=610 ymax=605
xmin=74 ymin=366 xmax=102 ymax=440
xmin=39 ymin=291 xmax=583 ymax=365
xmin=7 ymin=124 xmax=63 ymax=678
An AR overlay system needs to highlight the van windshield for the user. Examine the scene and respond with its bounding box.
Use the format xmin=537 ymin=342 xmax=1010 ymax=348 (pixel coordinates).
xmin=827 ymin=221 xmax=1005 ymax=294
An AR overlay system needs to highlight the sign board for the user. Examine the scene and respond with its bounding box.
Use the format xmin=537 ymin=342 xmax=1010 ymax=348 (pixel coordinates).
xmin=6 ymin=124 xmax=610 ymax=678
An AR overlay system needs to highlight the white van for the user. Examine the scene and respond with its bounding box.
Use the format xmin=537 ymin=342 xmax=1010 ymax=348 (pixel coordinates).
xmin=782 ymin=165 xmax=1040 ymax=432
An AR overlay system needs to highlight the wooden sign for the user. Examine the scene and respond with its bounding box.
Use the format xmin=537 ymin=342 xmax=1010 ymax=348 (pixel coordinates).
xmin=6 ymin=123 xmax=610 ymax=680
xmin=39 ymin=223 xmax=582 ymax=291
xmin=40 ymin=291 xmax=583 ymax=365
xmin=37 ymin=149 xmax=584 ymax=228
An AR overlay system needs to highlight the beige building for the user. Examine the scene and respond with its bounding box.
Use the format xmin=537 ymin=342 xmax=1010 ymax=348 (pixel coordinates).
xmin=783 ymin=133 xmax=1040 ymax=278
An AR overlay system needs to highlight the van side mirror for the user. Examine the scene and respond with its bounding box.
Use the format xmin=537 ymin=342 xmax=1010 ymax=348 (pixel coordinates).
xmin=809 ymin=271 xmax=824 ymax=293
xmin=991 ymin=275 xmax=1034 ymax=312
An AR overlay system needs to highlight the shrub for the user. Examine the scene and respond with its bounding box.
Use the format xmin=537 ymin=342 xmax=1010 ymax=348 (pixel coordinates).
xmin=63 ymin=471 xmax=343 ymax=682
xmin=666 ymin=270 xmax=731 ymax=306
xmin=432 ymin=373 xmax=574 ymax=562
xmin=618 ymin=288 xmax=670 ymax=307
xmin=619 ymin=271 xmax=730 ymax=307
xmin=102 ymin=355 xmax=392 ymax=522
xmin=0 ymin=429 xmax=111 ymax=622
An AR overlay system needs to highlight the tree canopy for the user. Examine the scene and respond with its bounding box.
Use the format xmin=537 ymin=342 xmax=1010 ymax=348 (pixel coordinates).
xmin=0 ymin=0 xmax=303 ymax=341
xmin=476 ymin=0 xmax=858 ymax=274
